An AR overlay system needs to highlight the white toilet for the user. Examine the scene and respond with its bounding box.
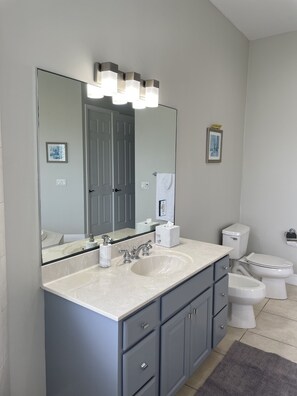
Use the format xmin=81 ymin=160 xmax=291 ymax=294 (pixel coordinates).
xmin=222 ymin=223 xmax=294 ymax=300
xmin=228 ymin=273 xmax=266 ymax=328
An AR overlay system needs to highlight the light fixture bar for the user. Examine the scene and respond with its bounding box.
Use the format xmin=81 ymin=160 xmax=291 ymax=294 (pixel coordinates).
xmin=93 ymin=62 xmax=160 ymax=109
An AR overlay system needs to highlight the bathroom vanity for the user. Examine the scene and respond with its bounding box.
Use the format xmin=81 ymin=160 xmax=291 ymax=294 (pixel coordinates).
xmin=42 ymin=238 xmax=231 ymax=396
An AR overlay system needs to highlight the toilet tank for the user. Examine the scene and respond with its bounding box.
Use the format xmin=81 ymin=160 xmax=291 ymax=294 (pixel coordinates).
xmin=222 ymin=223 xmax=250 ymax=259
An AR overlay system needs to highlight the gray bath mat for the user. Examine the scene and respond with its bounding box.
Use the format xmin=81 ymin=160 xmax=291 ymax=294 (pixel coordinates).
xmin=195 ymin=341 xmax=297 ymax=396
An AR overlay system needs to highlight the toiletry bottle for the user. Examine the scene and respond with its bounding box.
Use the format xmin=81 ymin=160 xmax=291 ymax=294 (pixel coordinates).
xmin=99 ymin=234 xmax=112 ymax=268
xmin=86 ymin=234 xmax=98 ymax=249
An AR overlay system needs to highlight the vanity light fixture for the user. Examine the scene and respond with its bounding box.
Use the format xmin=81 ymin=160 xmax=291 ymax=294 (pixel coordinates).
xmin=132 ymin=80 xmax=146 ymax=109
xmin=144 ymin=79 xmax=159 ymax=108
xmin=86 ymin=83 xmax=104 ymax=99
xmin=112 ymin=71 xmax=128 ymax=105
xmin=124 ymin=72 xmax=141 ymax=102
xmin=94 ymin=62 xmax=118 ymax=96
xmin=93 ymin=62 xmax=159 ymax=108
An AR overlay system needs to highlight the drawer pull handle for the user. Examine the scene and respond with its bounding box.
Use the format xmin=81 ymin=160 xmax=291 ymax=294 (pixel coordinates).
xmin=221 ymin=292 xmax=226 ymax=297
xmin=188 ymin=313 xmax=192 ymax=319
xmin=141 ymin=322 xmax=149 ymax=330
xmin=223 ymin=266 xmax=228 ymax=270
xmin=140 ymin=362 xmax=148 ymax=370
xmin=193 ymin=308 xmax=197 ymax=315
xmin=220 ymin=324 xmax=225 ymax=330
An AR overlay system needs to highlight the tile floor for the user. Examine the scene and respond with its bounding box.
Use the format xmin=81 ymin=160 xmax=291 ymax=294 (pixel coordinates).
xmin=176 ymin=284 xmax=297 ymax=396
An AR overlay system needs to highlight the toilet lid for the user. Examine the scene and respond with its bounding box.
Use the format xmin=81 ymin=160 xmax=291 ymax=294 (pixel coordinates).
xmin=246 ymin=253 xmax=293 ymax=269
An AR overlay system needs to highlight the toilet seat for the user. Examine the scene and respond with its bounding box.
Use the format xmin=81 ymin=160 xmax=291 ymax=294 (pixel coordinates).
xmin=245 ymin=252 xmax=293 ymax=269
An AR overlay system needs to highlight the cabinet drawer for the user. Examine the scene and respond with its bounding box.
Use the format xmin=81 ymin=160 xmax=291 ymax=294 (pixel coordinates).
xmin=212 ymin=305 xmax=228 ymax=347
xmin=123 ymin=331 xmax=157 ymax=396
xmin=213 ymin=275 xmax=228 ymax=315
xmin=123 ymin=301 xmax=158 ymax=350
xmin=135 ymin=377 xmax=157 ymax=396
xmin=161 ymin=266 xmax=213 ymax=321
xmin=214 ymin=256 xmax=229 ymax=281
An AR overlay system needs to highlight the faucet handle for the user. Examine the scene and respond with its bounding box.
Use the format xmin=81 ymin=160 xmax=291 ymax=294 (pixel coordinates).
xmin=142 ymin=241 xmax=153 ymax=256
xmin=119 ymin=249 xmax=132 ymax=264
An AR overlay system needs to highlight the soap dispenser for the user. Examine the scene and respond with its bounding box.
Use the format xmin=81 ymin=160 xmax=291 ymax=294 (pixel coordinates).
xmin=85 ymin=234 xmax=98 ymax=249
xmin=99 ymin=234 xmax=112 ymax=268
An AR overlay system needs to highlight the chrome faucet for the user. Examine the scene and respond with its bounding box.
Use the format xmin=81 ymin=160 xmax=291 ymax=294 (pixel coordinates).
xmin=131 ymin=240 xmax=152 ymax=259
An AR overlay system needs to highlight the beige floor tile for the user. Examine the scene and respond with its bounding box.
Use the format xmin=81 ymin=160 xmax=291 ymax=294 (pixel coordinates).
xmin=186 ymin=350 xmax=223 ymax=390
xmin=241 ymin=332 xmax=297 ymax=363
xmin=215 ymin=326 xmax=247 ymax=354
xmin=254 ymin=298 xmax=269 ymax=316
xmin=287 ymin=284 xmax=297 ymax=301
xmin=250 ymin=311 xmax=297 ymax=347
xmin=263 ymin=298 xmax=297 ymax=321
xmin=176 ymin=385 xmax=197 ymax=396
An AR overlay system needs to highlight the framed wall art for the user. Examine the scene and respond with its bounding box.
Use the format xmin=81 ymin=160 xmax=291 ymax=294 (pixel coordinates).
xmin=46 ymin=142 xmax=68 ymax=163
xmin=206 ymin=127 xmax=223 ymax=163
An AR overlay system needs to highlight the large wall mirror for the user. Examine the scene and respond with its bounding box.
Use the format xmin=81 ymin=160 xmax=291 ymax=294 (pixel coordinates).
xmin=37 ymin=69 xmax=177 ymax=264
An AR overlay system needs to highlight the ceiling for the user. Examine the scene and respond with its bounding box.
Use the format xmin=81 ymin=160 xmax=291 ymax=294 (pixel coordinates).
xmin=209 ymin=0 xmax=297 ymax=40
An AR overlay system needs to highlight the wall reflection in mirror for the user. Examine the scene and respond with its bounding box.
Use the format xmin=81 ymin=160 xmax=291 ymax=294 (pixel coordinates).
xmin=37 ymin=69 xmax=177 ymax=264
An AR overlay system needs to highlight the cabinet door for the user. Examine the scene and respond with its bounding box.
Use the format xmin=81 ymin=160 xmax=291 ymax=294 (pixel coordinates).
xmin=160 ymin=305 xmax=191 ymax=396
xmin=189 ymin=288 xmax=213 ymax=376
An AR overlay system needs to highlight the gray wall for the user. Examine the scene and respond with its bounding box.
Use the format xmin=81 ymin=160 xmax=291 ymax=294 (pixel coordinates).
xmin=38 ymin=70 xmax=85 ymax=236
xmin=241 ymin=31 xmax=297 ymax=273
xmin=0 ymin=1 xmax=248 ymax=394
xmin=135 ymin=106 xmax=176 ymax=223
xmin=0 ymin=117 xmax=9 ymax=395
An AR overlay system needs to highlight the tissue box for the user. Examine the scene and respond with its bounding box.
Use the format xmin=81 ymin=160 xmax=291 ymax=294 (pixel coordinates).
xmin=155 ymin=224 xmax=180 ymax=247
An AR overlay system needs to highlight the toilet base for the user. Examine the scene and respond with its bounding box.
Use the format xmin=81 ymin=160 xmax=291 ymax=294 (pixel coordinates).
xmin=228 ymin=303 xmax=256 ymax=329
xmin=262 ymin=277 xmax=287 ymax=299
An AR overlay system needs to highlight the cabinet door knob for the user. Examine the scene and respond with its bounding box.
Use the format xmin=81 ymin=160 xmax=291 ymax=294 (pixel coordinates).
xmin=141 ymin=322 xmax=149 ymax=330
xmin=220 ymin=324 xmax=225 ymax=330
xmin=223 ymin=266 xmax=228 ymax=270
xmin=140 ymin=362 xmax=148 ymax=370
xmin=221 ymin=292 xmax=226 ymax=297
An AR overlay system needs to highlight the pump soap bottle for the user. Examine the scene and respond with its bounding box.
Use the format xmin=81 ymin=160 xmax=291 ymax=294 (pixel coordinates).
xmin=99 ymin=234 xmax=112 ymax=268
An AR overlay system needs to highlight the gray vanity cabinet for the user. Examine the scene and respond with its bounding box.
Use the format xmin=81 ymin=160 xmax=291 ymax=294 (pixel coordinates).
xmin=160 ymin=305 xmax=190 ymax=395
xmin=160 ymin=288 xmax=212 ymax=396
xmin=212 ymin=256 xmax=229 ymax=347
xmin=44 ymin=255 xmax=229 ymax=396
xmin=189 ymin=288 xmax=213 ymax=375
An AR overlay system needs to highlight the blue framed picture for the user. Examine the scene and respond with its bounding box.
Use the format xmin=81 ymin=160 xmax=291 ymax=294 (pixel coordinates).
xmin=46 ymin=142 xmax=68 ymax=163
xmin=206 ymin=128 xmax=223 ymax=163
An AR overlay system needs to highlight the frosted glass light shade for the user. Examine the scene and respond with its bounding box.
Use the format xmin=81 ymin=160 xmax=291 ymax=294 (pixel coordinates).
xmin=101 ymin=69 xmax=118 ymax=96
xmin=145 ymin=80 xmax=159 ymax=108
xmin=132 ymin=80 xmax=146 ymax=109
xmin=132 ymin=99 xmax=146 ymax=109
xmin=112 ymin=71 xmax=128 ymax=105
xmin=113 ymin=92 xmax=128 ymax=105
xmin=94 ymin=62 xmax=118 ymax=96
xmin=125 ymin=72 xmax=141 ymax=102
xmin=87 ymin=84 xmax=104 ymax=99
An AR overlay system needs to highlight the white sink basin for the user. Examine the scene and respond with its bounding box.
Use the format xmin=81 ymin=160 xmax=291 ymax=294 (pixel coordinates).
xmin=130 ymin=252 xmax=192 ymax=277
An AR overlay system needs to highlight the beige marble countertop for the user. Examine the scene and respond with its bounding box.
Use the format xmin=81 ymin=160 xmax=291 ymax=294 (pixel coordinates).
xmin=42 ymin=238 xmax=232 ymax=321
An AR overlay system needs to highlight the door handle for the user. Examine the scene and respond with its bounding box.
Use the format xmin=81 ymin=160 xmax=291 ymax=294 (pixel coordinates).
xmin=89 ymin=189 xmax=95 ymax=193
xmin=113 ymin=188 xmax=122 ymax=192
